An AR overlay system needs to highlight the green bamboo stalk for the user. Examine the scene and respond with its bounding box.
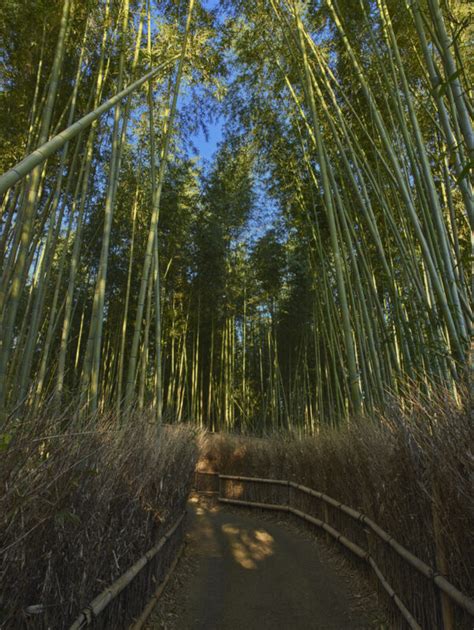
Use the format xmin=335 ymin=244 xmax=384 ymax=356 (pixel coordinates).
xmin=292 ymin=2 xmax=362 ymax=413
xmin=125 ymin=0 xmax=195 ymax=409
xmin=0 ymin=0 xmax=72 ymax=415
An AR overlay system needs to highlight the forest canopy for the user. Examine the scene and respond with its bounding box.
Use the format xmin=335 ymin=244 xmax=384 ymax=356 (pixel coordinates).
xmin=0 ymin=0 xmax=472 ymax=431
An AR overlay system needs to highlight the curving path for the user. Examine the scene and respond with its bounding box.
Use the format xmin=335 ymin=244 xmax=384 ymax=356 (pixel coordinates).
xmin=149 ymin=495 xmax=382 ymax=629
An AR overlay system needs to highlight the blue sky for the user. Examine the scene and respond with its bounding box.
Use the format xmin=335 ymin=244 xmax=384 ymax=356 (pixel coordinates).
xmin=201 ymin=0 xmax=221 ymax=11
xmin=190 ymin=116 xmax=224 ymax=162
xmin=179 ymin=0 xmax=282 ymax=243
xmin=187 ymin=0 xmax=226 ymax=162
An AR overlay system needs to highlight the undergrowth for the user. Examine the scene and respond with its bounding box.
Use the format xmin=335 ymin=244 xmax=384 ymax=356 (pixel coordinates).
xmin=0 ymin=405 xmax=200 ymax=628
xmin=199 ymin=385 xmax=473 ymax=628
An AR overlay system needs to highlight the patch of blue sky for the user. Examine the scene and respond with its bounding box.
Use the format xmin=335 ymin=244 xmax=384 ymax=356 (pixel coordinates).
xmin=200 ymin=0 xmax=223 ymax=14
xmin=188 ymin=115 xmax=224 ymax=161
xmin=176 ymin=0 xmax=283 ymax=243
xmin=241 ymin=176 xmax=283 ymax=245
xmin=176 ymin=80 xmax=225 ymax=162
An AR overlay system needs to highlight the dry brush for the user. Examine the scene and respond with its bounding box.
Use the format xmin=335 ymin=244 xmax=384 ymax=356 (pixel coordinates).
xmin=0 ymin=406 xmax=200 ymax=628
xmin=199 ymin=385 xmax=473 ymax=628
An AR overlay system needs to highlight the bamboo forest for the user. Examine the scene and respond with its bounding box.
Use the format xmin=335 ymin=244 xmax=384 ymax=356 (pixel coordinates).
xmin=0 ymin=0 xmax=472 ymax=628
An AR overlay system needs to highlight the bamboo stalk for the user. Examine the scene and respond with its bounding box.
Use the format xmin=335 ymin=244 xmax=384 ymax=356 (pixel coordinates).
xmin=0 ymin=58 xmax=178 ymax=198
xmin=124 ymin=0 xmax=195 ymax=410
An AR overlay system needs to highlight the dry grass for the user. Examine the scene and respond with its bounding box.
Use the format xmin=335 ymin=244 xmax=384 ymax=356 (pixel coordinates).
xmin=0 ymin=405 xmax=201 ymax=628
xmin=199 ymin=384 xmax=473 ymax=628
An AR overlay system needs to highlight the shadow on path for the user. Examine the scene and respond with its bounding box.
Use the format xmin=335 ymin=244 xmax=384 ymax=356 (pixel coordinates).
xmin=173 ymin=496 xmax=374 ymax=630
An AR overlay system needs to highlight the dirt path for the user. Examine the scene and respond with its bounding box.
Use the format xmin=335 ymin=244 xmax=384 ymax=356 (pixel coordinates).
xmin=148 ymin=496 xmax=385 ymax=629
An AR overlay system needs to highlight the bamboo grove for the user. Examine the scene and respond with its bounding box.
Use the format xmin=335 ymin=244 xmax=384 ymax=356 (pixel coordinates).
xmin=0 ymin=0 xmax=471 ymax=431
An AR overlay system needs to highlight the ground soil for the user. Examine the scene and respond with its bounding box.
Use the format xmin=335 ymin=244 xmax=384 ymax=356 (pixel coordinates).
xmin=146 ymin=494 xmax=389 ymax=629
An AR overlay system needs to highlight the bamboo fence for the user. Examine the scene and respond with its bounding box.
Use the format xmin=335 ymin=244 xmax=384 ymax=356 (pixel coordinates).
xmin=130 ymin=542 xmax=186 ymax=630
xmin=68 ymin=512 xmax=186 ymax=629
xmin=195 ymin=471 xmax=474 ymax=629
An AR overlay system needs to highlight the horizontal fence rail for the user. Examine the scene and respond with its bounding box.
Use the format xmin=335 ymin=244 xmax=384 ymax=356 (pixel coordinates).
xmin=69 ymin=511 xmax=186 ymax=629
xmin=130 ymin=541 xmax=186 ymax=630
xmin=287 ymin=480 xmax=474 ymax=617
xmin=195 ymin=471 xmax=474 ymax=629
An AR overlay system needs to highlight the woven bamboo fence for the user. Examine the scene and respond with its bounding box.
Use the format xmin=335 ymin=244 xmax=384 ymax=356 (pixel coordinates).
xmin=68 ymin=512 xmax=186 ymax=629
xmin=195 ymin=471 xmax=474 ymax=630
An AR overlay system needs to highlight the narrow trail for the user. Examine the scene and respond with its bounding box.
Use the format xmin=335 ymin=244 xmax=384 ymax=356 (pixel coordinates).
xmin=148 ymin=496 xmax=383 ymax=629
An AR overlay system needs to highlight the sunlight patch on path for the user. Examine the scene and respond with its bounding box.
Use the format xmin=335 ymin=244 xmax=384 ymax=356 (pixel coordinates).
xmin=221 ymin=523 xmax=274 ymax=569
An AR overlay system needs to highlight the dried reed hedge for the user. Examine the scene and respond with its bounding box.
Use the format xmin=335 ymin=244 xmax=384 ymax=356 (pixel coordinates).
xmin=0 ymin=406 xmax=200 ymax=628
xmin=199 ymin=385 xmax=473 ymax=629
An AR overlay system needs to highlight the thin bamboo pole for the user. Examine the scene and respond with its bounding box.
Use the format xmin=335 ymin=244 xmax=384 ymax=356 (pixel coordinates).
xmin=125 ymin=0 xmax=195 ymax=409
xmin=0 ymin=58 xmax=178 ymax=198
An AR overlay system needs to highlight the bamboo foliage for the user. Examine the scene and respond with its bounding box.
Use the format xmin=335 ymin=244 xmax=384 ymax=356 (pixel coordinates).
xmin=0 ymin=0 xmax=195 ymax=419
xmin=0 ymin=0 xmax=72 ymax=413
xmin=0 ymin=0 xmax=470 ymax=429
xmin=124 ymin=0 xmax=195 ymax=412
xmin=81 ymin=0 xmax=133 ymax=412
